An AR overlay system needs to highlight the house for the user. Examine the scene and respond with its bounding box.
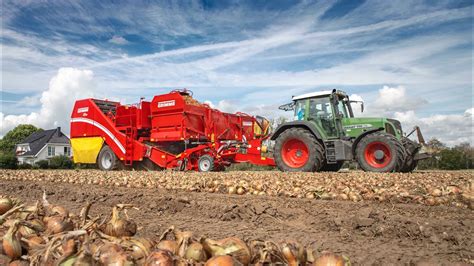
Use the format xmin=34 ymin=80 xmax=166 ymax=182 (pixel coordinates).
xmin=16 ymin=127 xmax=71 ymax=165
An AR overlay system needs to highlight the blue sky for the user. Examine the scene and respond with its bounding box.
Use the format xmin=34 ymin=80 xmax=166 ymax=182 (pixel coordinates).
xmin=1 ymin=0 xmax=473 ymax=145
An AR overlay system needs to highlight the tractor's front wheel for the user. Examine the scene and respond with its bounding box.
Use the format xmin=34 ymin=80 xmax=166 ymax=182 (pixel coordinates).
xmin=356 ymin=132 xmax=405 ymax=172
xmin=274 ymin=128 xmax=324 ymax=172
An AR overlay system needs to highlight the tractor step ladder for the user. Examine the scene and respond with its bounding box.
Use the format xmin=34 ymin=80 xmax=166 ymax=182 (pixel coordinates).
xmin=325 ymin=141 xmax=337 ymax=164
xmin=125 ymin=127 xmax=135 ymax=166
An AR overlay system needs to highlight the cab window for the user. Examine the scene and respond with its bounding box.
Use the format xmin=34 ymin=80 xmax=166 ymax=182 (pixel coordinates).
xmin=294 ymin=100 xmax=306 ymax=120
xmin=337 ymin=99 xmax=349 ymax=118
xmin=308 ymin=97 xmax=333 ymax=119
xmin=308 ymin=97 xmax=337 ymax=137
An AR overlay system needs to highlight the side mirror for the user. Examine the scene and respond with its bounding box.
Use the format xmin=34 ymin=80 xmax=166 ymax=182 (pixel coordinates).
xmin=349 ymin=100 xmax=364 ymax=113
xmin=279 ymin=102 xmax=295 ymax=111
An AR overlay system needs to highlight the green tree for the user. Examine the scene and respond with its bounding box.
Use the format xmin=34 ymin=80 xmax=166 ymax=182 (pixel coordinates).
xmin=417 ymin=137 xmax=445 ymax=170
xmin=427 ymin=138 xmax=446 ymax=151
xmin=453 ymin=142 xmax=474 ymax=169
xmin=439 ymin=148 xmax=465 ymax=170
xmin=49 ymin=155 xmax=73 ymax=169
xmin=35 ymin=160 xmax=49 ymax=169
xmin=0 ymin=152 xmax=18 ymax=169
xmin=0 ymin=124 xmax=42 ymax=153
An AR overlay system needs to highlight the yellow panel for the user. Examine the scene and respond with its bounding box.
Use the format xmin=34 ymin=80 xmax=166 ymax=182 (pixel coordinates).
xmin=71 ymin=137 xmax=104 ymax=164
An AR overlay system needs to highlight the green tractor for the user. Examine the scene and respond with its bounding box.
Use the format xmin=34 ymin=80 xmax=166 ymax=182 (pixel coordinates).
xmin=272 ymin=89 xmax=430 ymax=173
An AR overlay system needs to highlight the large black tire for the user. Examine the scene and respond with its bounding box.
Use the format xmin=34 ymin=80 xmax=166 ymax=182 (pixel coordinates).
xmin=400 ymin=156 xmax=418 ymax=173
xmin=355 ymin=132 xmax=405 ymax=172
xmin=97 ymin=145 xmax=120 ymax=171
xmin=400 ymin=137 xmax=419 ymax=173
xmin=320 ymin=161 xmax=344 ymax=172
xmin=274 ymin=128 xmax=324 ymax=172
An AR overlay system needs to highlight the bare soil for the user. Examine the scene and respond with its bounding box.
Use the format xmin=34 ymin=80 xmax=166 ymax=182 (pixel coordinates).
xmin=1 ymin=173 xmax=472 ymax=265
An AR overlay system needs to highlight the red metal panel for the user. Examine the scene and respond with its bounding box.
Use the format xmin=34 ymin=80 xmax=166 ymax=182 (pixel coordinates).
xmin=115 ymin=106 xmax=137 ymax=128
xmin=70 ymin=99 xmax=129 ymax=159
xmin=71 ymin=90 xmax=276 ymax=170
xmin=136 ymin=101 xmax=151 ymax=129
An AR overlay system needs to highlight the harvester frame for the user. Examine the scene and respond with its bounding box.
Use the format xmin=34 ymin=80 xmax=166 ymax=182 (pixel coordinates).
xmin=70 ymin=90 xmax=274 ymax=172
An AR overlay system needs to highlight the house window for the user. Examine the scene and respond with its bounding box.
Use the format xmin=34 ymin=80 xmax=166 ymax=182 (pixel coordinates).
xmin=48 ymin=146 xmax=55 ymax=157
xmin=64 ymin=147 xmax=70 ymax=156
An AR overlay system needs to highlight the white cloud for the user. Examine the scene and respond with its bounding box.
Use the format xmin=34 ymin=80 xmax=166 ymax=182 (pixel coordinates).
xmin=203 ymin=100 xmax=237 ymax=113
xmin=465 ymin=108 xmax=474 ymax=117
xmin=394 ymin=109 xmax=473 ymax=146
xmin=373 ymin=85 xmax=427 ymax=113
xmin=17 ymin=95 xmax=41 ymax=107
xmin=1 ymin=68 xmax=96 ymax=136
xmin=108 ymin=36 xmax=129 ymax=45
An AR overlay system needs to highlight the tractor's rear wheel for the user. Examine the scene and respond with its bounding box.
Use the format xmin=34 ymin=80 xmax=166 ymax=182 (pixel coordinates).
xmin=274 ymin=128 xmax=324 ymax=172
xmin=97 ymin=145 xmax=120 ymax=171
xmin=320 ymin=161 xmax=344 ymax=172
xmin=356 ymin=132 xmax=405 ymax=172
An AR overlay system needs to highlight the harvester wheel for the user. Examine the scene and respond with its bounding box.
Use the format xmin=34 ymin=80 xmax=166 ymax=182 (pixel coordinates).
xmin=97 ymin=145 xmax=120 ymax=171
xmin=274 ymin=128 xmax=324 ymax=172
xmin=320 ymin=161 xmax=344 ymax=172
xmin=198 ymin=155 xmax=214 ymax=172
xmin=356 ymin=132 xmax=405 ymax=172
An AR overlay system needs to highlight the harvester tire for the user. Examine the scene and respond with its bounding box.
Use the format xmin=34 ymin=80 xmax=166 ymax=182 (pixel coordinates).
xmin=356 ymin=132 xmax=405 ymax=173
xmin=320 ymin=161 xmax=344 ymax=172
xmin=198 ymin=155 xmax=214 ymax=172
xmin=97 ymin=145 xmax=120 ymax=171
xmin=274 ymin=128 xmax=324 ymax=172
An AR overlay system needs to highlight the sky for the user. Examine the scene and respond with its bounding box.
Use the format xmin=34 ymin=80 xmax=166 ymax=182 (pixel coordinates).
xmin=0 ymin=0 xmax=473 ymax=146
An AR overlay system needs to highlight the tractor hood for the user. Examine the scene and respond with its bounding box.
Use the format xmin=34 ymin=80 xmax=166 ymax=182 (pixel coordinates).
xmin=342 ymin=117 xmax=402 ymax=138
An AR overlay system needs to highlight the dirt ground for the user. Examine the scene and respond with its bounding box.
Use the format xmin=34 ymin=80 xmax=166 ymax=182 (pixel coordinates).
xmin=1 ymin=172 xmax=472 ymax=265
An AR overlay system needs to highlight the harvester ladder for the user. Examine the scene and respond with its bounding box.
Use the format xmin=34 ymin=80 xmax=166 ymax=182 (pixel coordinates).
xmin=125 ymin=127 xmax=135 ymax=166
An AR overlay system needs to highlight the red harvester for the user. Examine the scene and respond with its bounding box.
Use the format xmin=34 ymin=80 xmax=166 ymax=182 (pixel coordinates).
xmin=70 ymin=89 xmax=274 ymax=171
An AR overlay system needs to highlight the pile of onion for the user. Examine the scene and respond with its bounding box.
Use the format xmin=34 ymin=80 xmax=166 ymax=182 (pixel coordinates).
xmin=0 ymin=195 xmax=352 ymax=265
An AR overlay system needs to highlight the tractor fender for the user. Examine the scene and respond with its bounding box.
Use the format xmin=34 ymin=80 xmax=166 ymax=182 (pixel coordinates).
xmin=271 ymin=121 xmax=324 ymax=143
xmin=351 ymin=128 xmax=384 ymax=156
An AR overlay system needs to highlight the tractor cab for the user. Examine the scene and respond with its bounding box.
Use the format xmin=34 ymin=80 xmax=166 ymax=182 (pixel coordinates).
xmin=280 ymin=89 xmax=361 ymax=139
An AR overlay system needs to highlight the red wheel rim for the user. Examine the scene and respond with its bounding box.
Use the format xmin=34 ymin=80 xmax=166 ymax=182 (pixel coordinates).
xmin=364 ymin=141 xmax=392 ymax=168
xmin=281 ymin=139 xmax=309 ymax=168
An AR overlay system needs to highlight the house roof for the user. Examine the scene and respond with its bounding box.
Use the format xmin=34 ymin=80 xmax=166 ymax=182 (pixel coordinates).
xmin=18 ymin=127 xmax=69 ymax=157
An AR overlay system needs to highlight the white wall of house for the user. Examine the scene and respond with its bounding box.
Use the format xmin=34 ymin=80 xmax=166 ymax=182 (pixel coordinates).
xmin=18 ymin=143 xmax=72 ymax=165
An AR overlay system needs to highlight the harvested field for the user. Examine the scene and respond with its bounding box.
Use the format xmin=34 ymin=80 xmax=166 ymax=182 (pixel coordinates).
xmin=0 ymin=170 xmax=473 ymax=265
